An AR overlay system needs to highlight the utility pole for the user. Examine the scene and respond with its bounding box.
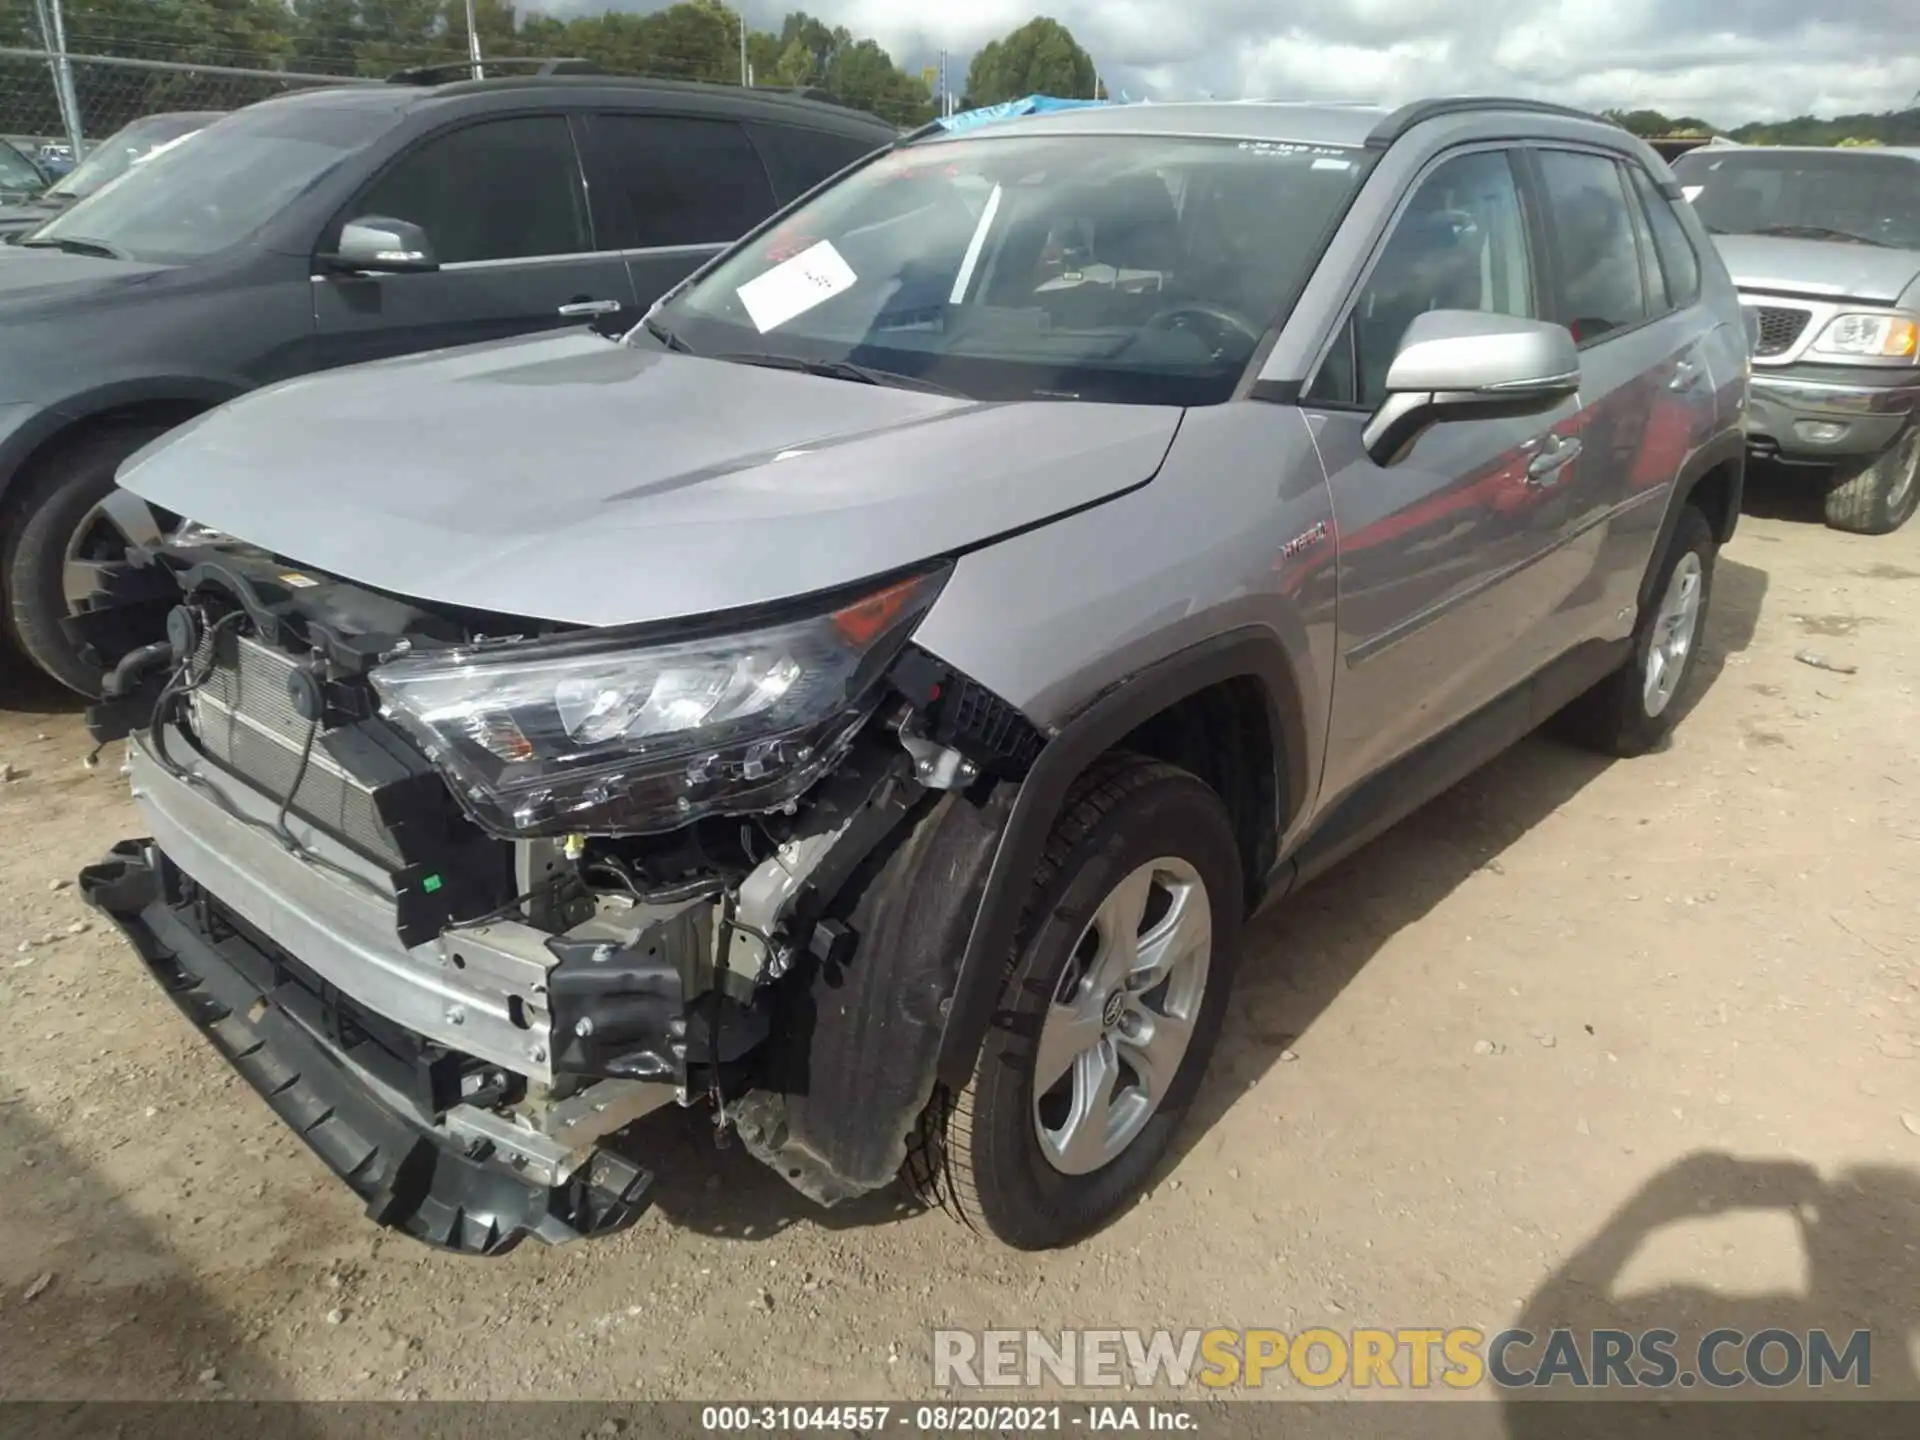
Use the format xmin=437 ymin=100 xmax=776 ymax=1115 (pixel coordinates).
xmin=740 ymin=10 xmax=749 ymax=87
xmin=464 ymin=0 xmax=484 ymax=79
xmin=37 ymin=0 xmax=84 ymax=158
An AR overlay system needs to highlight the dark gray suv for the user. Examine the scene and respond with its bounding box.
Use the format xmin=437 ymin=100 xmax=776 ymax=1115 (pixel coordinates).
xmin=0 ymin=70 xmax=895 ymax=693
xmin=81 ymin=96 xmax=1747 ymax=1255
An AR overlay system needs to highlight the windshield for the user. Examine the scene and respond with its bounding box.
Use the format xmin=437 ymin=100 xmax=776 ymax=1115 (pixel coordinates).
xmin=1673 ymin=149 xmax=1920 ymax=250
xmin=654 ymin=132 xmax=1370 ymax=405
xmin=27 ymin=102 xmax=394 ymax=263
xmin=0 ymin=142 xmax=43 ymax=197
xmin=46 ymin=114 xmax=215 ymax=201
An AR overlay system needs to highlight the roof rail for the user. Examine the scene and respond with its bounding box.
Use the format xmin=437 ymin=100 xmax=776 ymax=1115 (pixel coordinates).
xmin=1366 ymin=96 xmax=1610 ymax=149
xmin=752 ymin=83 xmax=846 ymax=106
xmin=386 ymin=56 xmax=604 ymax=85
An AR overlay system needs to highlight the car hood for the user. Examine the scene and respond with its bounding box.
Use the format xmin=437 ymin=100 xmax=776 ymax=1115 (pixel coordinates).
xmin=1710 ymin=233 xmax=1920 ymax=304
xmin=0 ymin=243 xmax=172 ymax=307
xmin=120 ymin=331 xmax=1185 ymax=627
xmin=0 ymin=199 xmax=62 ymax=235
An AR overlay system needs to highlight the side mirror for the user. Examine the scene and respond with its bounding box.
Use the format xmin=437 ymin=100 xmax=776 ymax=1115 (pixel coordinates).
xmin=322 ymin=216 xmax=439 ymax=275
xmin=1362 ymin=309 xmax=1581 ymax=466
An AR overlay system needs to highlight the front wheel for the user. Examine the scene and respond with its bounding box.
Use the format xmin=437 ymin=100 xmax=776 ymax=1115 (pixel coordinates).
xmin=909 ymin=755 xmax=1242 ymax=1250
xmin=1 ymin=426 xmax=172 ymax=695
xmin=1823 ymin=425 xmax=1920 ymax=536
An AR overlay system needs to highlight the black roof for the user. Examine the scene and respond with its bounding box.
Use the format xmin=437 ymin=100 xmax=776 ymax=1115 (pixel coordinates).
xmin=364 ymin=68 xmax=901 ymax=134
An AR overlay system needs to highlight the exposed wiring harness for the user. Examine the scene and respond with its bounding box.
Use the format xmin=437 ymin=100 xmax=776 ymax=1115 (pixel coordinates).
xmin=142 ymin=609 xmax=392 ymax=906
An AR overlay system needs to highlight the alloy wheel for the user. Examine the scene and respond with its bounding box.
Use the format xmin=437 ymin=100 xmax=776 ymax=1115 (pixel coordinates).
xmin=1885 ymin=427 xmax=1920 ymax=515
xmin=1643 ymin=550 xmax=1703 ymax=718
xmin=61 ymin=488 xmax=171 ymax=612
xmin=1032 ymin=857 xmax=1212 ymax=1176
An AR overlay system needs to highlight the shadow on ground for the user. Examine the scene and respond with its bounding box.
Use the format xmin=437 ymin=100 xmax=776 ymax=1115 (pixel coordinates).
xmin=611 ymin=1105 xmax=929 ymax=1241
xmin=1738 ymin=459 xmax=1831 ymax=528
xmin=1500 ymin=1150 xmax=1920 ymax=1436
xmin=0 ymin=655 xmax=82 ymax=718
xmin=0 ymin=1103 xmax=307 ymax=1420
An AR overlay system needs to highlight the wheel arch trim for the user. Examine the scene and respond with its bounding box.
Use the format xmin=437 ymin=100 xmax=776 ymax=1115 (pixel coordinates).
xmin=1639 ymin=431 xmax=1746 ymax=614
xmin=932 ymin=627 xmax=1310 ymax=1087
xmin=0 ymin=378 xmax=242 ymax=508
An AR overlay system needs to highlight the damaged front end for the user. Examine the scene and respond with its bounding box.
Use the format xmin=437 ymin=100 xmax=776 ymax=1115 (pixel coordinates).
xmin=76 ymin=537 xmax=1041 ymax=1253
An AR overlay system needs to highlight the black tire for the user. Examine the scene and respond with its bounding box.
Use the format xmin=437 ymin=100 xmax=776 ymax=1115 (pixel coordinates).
xmin=908 ymin=755 xmax=1243 ymax=1250
xmin=1 ymin=425 xmax=167 ymax=695
xmin=1823 ymin=425 xmax=1920 ymax=536
xmin=1560 ymin=505 xmax=1716 ymax=758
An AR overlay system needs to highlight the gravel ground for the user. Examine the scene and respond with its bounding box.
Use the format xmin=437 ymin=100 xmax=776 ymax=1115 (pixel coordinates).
xmin=1 ymin=474 xmax=1916 ymax=1405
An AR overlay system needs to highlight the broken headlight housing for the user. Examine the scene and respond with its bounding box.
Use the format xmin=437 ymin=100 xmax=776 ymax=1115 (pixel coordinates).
xmin=371 ymin=568 xmax=947 ymax=838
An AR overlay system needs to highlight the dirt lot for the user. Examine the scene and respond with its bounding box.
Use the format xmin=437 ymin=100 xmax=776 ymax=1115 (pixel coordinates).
xmin=2 ymin=474 xmax=1917 ymax=1406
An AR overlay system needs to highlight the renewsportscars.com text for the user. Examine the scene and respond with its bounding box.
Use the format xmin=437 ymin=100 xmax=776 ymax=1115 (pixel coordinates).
xmin=933 ymin=1327 xmax=1873 ymax=1391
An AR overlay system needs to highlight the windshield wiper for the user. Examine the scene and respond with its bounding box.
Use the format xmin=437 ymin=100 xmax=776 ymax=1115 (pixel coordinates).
xmin=1748 ymin=224 xmax=1890 ymax=248
xmin=642 ymin=315 xmax=693 ymax=353
xmin=18 ymin=234 xmax=128 ymax=259
xmin=715 ymin=352 xmax=966 ymax=397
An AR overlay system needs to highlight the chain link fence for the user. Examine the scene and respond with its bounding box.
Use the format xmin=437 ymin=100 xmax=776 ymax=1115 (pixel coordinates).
xmin=1 ymin=47 xmax=387 ymax=156
xmin=1 ymin=2 xmax=933 ymax=160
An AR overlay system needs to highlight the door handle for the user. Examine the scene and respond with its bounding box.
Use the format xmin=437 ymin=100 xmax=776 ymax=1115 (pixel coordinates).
xmin=558 ymin=298 xmax=623 ymax=318
xmin=1526 ymin=435 xmax=1582 ymax=486
xmin=1669 ymin=359 xmax=1702 ymax=392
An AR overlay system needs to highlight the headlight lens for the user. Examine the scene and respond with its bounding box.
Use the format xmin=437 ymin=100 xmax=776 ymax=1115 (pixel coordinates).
xmin=1810 ymin=312 xmax=1918 ymax=361
xmin=371 ymin=568 xmax=946 ymax=838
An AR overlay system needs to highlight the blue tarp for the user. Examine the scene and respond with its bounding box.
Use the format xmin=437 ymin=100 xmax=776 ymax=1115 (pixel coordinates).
xmin=934 ymin=95 xmax=1110 ymax=134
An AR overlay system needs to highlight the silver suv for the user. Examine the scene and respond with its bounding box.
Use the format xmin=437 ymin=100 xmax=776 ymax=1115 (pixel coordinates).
xmin=1673 ymin=143 xmax=1920 ymax=534
xmin=80 ymin=96 xmax=1747 ymax=1254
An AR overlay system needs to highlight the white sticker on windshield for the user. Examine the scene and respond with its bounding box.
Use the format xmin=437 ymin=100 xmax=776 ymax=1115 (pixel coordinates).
xmin=1681 ymin=185 xmax=1704 ymax=202
xmin=1312 ymin=157 xmax=1353 ymax=170
xmin=736 ymin=240 xmax=857 ymax=333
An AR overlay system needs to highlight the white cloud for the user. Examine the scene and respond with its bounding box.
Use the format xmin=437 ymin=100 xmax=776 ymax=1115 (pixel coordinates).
xmin=548 ymin=0 xmax=1920 ymax=123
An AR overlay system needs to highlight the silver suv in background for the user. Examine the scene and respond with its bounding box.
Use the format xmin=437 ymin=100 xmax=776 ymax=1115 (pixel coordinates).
xmin=79 ymin=97 xmax=1746 ymax=1255
xmin=1675 ymin=144 xmax=1920 ymax=534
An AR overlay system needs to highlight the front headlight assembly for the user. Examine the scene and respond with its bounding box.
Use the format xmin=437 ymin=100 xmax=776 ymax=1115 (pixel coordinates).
xmin=1809 ymin=311 xmax=1919 ymax=362
xmin=371 ymin=568 xmax=947 ymax=838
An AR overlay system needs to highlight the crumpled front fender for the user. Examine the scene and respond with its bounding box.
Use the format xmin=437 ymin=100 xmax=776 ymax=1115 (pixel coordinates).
xmin=731 ymin=783 xmax=1013 ymax=1203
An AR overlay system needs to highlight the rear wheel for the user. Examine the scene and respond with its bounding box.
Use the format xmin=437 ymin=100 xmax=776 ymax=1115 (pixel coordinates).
xmin=1 ymin=426 xmax=171 ymax=695
xmin=1824 ymin=425 xmax=1920 ymax=536
xmin=1560 ymin=505 xmax=1715 ymax=758
xmin=909 ymin=755 xmax=1242 ymax=1250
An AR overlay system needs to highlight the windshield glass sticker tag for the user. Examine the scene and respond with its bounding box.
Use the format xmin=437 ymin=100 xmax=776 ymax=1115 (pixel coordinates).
xmin=1681 ymin=185 xmax=1703 ymax=202
xmin=736 ymin=240 xmax=857 ymax=333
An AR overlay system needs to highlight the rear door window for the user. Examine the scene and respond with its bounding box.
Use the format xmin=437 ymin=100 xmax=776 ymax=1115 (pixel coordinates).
xmin=350 ymin=115 xmax=589 ymax=265
xmin=584 ymin=114 xmax=778 ymax=249
xmin=1533 ymin=148 xmax=1649 ymax=344
xmin=1627 ymin=165 xmax=1702 ymax=310
xmin=748 ymin=122 xmax=885 ymax=203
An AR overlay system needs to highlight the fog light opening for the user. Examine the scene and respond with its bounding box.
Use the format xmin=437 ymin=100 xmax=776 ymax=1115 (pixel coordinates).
xmin=1793 ymin=420 xmax=1849 ymax=445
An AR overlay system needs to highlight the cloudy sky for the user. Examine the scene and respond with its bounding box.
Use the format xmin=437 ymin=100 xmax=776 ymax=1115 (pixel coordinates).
xmin=556 ymin=0 xmax=1920 ymax=125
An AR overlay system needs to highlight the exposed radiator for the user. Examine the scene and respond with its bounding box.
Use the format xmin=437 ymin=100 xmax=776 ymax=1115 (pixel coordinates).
xmin=185 ymin=632 xmax=403 ymax=868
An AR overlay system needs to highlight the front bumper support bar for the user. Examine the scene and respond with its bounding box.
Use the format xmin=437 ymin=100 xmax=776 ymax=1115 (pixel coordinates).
xmin=80 ymin=840 xmax=654 ymax=1255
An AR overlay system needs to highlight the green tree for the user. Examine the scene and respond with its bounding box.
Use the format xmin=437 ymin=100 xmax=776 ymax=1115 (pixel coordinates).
xmin=964 ymin=17 xmax=1094 ymax=106
xmin=778 ymin=12 xmax=849 ymax=79
xmin=773 ymin=37 xmax=814 ymax=87
xmin=826 ymin=36 xmax=931 ymax=125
